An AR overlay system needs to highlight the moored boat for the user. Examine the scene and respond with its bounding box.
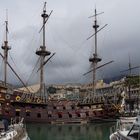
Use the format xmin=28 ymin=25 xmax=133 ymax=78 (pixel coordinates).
xmin=110 ymin=116 xmax=138 ymax=140
xmin=0 ymin=117 xmax=30 ymax=140
xmin=0 ymin=3 xmax=122 ymax=124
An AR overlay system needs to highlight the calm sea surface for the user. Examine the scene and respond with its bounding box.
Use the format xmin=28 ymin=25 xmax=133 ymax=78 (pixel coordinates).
xmin=26 ymin=122 xmax=116 ymax=140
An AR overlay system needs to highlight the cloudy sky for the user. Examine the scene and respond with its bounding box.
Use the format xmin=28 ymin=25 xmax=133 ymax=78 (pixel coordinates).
xmin=0 ymin=0 xmax=140 ymax=86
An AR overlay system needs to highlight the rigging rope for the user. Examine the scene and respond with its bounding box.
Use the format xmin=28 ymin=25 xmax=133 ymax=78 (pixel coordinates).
xmin=9 ymin=52 xmax=21 ymax=75
xmin=26 ymin=57 xmax=41 ymax=85
xmin=0 ymin=58 xmax=3 ymax=80
xmin=0 ymin=52 xmax=30 ymax=92
xmin=46 ymin=25 xmax=91 ymax=84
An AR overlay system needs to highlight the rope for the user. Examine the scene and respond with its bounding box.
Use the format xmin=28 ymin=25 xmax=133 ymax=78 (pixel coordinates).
xmin=9 ymin=52 xmax=21 ymax=75
xmin=26 ymin=57 xmax=40 ymax=85
xmin=0 ymin=58 xmax=3 ymax=79
xmin=46 ymin=25 xmax=90 ymax=84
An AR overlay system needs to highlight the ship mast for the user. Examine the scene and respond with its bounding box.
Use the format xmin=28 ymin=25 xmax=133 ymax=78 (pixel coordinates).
xmin=36 ymin=2 xmax=51 ymax=96
xmin=1 ymin=13 xmax=11 ymax=86
xmin=120 ymin=57 xmax=140 ymax=114
xmin=89 ymin=9 xmax=102 ymax=96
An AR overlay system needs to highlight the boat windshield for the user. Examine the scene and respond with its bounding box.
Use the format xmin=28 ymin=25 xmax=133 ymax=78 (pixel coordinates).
xmin=118 ymin=120 xmax=134 ymax=131
xmin=127 ymin=125 xmax=140 ymax=139
xmin=120 ymin=123 xmax=133 ymax=131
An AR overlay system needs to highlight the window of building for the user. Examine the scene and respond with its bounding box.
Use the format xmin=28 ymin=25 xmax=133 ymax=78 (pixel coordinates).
xmin=86 ymin=112 xmax=89 ymax=116
xmin=15 ymin=111 xmax=20 ymax=116
xmin=37 ymin=113 xmax=41 ymax=118
xmin=48 ymin=114 xmax=52 ymax=118
xmin=42 ymin=106 xmax=46 ymax=109
xmin=77 ymin=113 xmax=81 ymax=117
xmin=53 ymin=106 xmax=56 ymax=109
xmin=80 ymin=106 xmax=83 ymax=109
xmin=58 ymin=113 xmax=62 ymax=118
xmin=26 ymin=112 xmax=30 ymax=117
xmin=5 ymin=110 xmax=9 ymax=114
xmin=31 ymin=105 xmax=35 ymax=109
xmin=93 ymin=111 xmax=96 ymax=115
xmin=68 ymin=113 xmax=72 ymax=118
xmin=71 ymin=106 xmax=75 ymax=110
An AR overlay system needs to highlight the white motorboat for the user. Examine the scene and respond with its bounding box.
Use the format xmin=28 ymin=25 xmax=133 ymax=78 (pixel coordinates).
xmin=0 ymin=118 xmax=30 ymax=140
xmin=110 ymin=116 xmax=139 ymax=140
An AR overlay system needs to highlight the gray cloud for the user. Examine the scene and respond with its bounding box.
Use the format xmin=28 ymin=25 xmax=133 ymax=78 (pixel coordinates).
xmin=0 ymin=0 xmax=140 ymax=87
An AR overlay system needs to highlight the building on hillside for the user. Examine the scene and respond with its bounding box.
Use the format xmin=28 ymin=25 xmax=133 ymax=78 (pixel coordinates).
xmin=17 ymin=84 xmax=40 ymax=93
xmin=15 ymin=76 xmax=140 ymax=102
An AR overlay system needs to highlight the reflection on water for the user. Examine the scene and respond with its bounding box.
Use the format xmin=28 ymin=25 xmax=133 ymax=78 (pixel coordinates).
xmin=26 ymin=122 xmax=115 ymax=140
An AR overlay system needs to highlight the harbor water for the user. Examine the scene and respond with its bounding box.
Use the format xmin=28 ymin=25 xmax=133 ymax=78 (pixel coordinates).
xmin=26 ymin=122 xmax=116 ymax=140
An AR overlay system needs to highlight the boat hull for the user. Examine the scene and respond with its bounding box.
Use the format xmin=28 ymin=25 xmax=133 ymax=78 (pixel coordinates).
xmin=0 ymin=91 xmax=120 ymax=124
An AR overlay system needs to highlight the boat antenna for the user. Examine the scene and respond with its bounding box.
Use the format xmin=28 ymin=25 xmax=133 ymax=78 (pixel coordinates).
xmin=1 ymin=10 xmax=11 ymax=86
xmin=36 ymin=2 xmax=51 ymax=96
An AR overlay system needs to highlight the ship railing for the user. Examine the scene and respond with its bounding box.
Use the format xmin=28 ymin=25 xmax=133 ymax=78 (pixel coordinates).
xmin=17 ymin=91 xmax=48 ymax=104
xmin=0 ymin=80 xmax=14 ymax=91
xmin=0 ymin=80 xmax=6 ymax=86
xmin=80 ymin=96 xmax=104 ymax=104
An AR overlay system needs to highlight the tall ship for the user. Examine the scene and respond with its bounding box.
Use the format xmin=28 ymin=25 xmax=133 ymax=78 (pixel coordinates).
xmin=0 ymin=3 xmax=123 ymax=123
